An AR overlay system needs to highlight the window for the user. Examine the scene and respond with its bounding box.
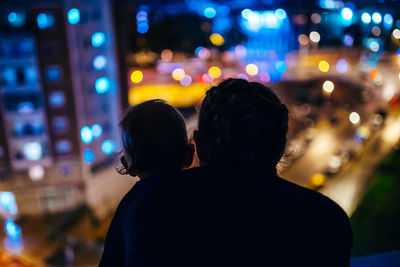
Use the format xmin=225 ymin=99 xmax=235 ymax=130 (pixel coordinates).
xmin=55 ymin=140 xmax=71 ymax=154
xmin=52 ymin=117 xmax=69 ymax=133
xmin=37 ymin=13 xmax=55 ymax=29
xmin=48 ymin=91 xmax=65 ymax=107
xmin=45 ymin=66 xmax=61 ymax=82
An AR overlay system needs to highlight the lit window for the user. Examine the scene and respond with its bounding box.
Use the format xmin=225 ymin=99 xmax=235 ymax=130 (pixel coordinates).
xmin=49 ymin=91 xmax=66 ymax=107
xmin=23 ymin=142 xmax=42 ymax=160
xmin=67 ymin=8 xmax=80 ymax=24
xmin=53 ymin=117 xmax=68 ymax=133
xmin=93 ymin=55 xmax=107 ymax=70
xmin=91 ymin=32 xmax=105 ymax=47
xmin=45 ymin=66 xmax=61 ymax=82
xmin=8 ymin=12 xmax=26 ymax=27
xmin=56 ymin=140 xmax=71 ymax=153
xmin=37 ymin=13 xmax=55 ymax=29
xmin=84 ymin=149 xmax=94 ymax=163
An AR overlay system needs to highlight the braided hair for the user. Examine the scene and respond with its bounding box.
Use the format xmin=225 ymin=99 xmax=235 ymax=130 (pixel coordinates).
xmin=198 ymin=78 xmax=288 ymax=169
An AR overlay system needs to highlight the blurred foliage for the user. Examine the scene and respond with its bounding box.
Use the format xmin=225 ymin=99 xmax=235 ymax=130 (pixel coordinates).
xmin=351 ymin=148 xmax=400 ymax=257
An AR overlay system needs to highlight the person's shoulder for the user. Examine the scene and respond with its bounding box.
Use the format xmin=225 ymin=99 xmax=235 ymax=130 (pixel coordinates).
xmin=276 ymin=176 xmax=347 ymax=215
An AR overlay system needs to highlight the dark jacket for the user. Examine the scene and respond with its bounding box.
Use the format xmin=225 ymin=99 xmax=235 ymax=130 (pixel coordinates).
xmin=99 ymin=165 xmax=352 ymax=266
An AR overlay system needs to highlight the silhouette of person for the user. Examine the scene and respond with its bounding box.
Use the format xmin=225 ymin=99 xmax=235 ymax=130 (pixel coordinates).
xmin=100 ymin=79 xmax=352 ymax=267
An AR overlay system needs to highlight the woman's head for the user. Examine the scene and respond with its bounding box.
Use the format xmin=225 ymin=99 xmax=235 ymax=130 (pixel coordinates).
xmin=195 ymin=78 xmax=288 ymax=169
xmin=118 ymin=99 xmax=193 ymax=177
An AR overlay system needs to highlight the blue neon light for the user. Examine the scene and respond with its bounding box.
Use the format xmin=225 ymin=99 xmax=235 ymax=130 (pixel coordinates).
xmin=101 ymin=140 xmax=115 ymax=155
xmin=67 ymin=8 xmax=80 ymax=24
xmin=93 ymin=55 xmax=107 ymax=70
xmin=92 ymin=32 xmax=105 ymax=47
xmin=81 ymin=126 xmax=93 ymax=144
xmin=95 ymin=77 xmax=110 ymax=93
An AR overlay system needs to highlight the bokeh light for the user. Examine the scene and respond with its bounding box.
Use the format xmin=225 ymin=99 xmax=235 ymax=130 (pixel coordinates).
xmin=275 ymin=61 xmax=287 ymax=73
xmin=349 ymin=112 xmax=361 ymax=125
xmin=361 ymin=13 xmax=371 ymax=24
xmin=393 ymin=29 xmax=400 ymax=39
xmin=67 ymin=8 xmax=80 ymax=24
xmin=130 ymin=70 xmax=143 ymax=83
xmin=322 ymin=80 xmax=334 ymax=94
xmin=341 ymin=8 xmax=353 ymax=21
xmin=298 ymin=34 xmax=309 ymax=46
xmin=92 ymin=32 xmax=105 ymax=47
xmin=309 ymin=31 xmax=320 ymax=43
xmin=93 ymin=55 xmax=107 ymax=70
xmin=180 ymin=74 xmax=192 ymax=86
xmin=245 ymin=64 xmax=259 ymax=76
xmin=91 ymin=124 xmax=103 ymax=138
xmin=210 ymin=33 xmax=224 ymax=46
xmin=318 ymin=60 xmax=330 ymax=72
xmin=311 ymin=13 xmax=321 ymax=24
xmin=203 ymin=7 xmax=216 ymax=18
xmin=336 ymin=59 xmax=348 ymax=73
xmin=23 ymin=142 xmax=42 ymax=160
xmin=172 ymin=68 xmax=185 ymax=81
xmin=81 ymin=126 xmax=93 ymax=144
xmin=369 ymin=69 xmax=379 ymax=80
xmin=208 ymin=66 xmax=222 ymax=79
xmin=161 ymin=49 xmax=173 ymax=61
xmin=372 ymin=12 xmax=382 ymax=24
xmin=101 ymin=140 xmax=115 ymax=155
xmin=95 ymin=77 xmax=110 ymax=93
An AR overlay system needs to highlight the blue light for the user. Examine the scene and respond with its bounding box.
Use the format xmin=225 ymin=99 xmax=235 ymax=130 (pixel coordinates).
xmin=93 ymin=55 xmax=107 ymax=70
xmin=84 ymin=149 xmax=95 ymax=163
xmin=101 ymin=140 xmax=115 ymax=155
xmin=91 ymin=124 xmax=102 ymax=138
xmin=45 ymin=67 xmax=61 ymax=81
xmin=137 ymin=22 xmax=149 ymax=34
xmin=341 ymin=8 xmax=353 ymax=21
xmin=336 ymin=59 xmax=348 ymax=73
xmin=56 ymin=140 xmax=71 ymax=153
xmin=172 ymin=64 xmax=183 ymax=71
xmin=275 ymin=61 xmax=287 ymax=73
xmin=37 ymin=13 xmax=55 ymax=29
xmin=275 ymin=9 xmax=287 ymax=20
xmin=218 ymin=5 xmax=230 ymax=16
xmin=383 ymin=14 xmax=393 ymax=25
xmin=5 ymin=221 xmax=21 ymax=239
xmin=241 ymin=9 xmax=252 ymax=19
xmin=95 ymin=77 xmax=110 ymax=93
xmin=23 ymin=142 xmax=42 ymax=160
xmin=372 ymin=12 xmax=382 ymax=24
xmin=8 ymin=12 xmax=25 ymax=27
xmin=81 ymin=126 xmax=93 ymax=144
xmin=0 ymin=192 xmax=16 ymax=215
xmin=49 ymin=92 xmax=65 ymax=107
xmin=361 ymin=13 xmax=371 ymax=24
xmin=343 ymin=34 xmax=354 ymax=46
xmin=397 ymin=48 xmax=400 ymax=55
xmin=203 ymin=7 xmax=216 ymax=19
xmin=92 ymin=32 xmax=105 ymax=47
xmin=67 ymin=8 xmax=80 ymax=24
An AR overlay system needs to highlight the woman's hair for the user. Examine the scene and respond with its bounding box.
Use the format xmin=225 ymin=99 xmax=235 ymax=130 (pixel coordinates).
xmin=198 ymin=78 xmax=289 ymax=168
xmin=117 ymin=99 xmax=188 ymax=175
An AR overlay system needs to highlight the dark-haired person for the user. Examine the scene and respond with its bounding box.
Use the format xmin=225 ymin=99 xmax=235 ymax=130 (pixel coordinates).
xmin=99 ymin=99 xmax=194 ymax=267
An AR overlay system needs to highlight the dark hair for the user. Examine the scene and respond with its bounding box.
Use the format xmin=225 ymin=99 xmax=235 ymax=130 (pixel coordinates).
xmin=198 ymin=78 xmax=288 ymax=168
xmin=118 ymin=99 xmax=188 ymax=175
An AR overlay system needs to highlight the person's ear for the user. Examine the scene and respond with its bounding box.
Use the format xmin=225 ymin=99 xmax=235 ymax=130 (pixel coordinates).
xmin=183 ymin=143 xmax=195 ymax=168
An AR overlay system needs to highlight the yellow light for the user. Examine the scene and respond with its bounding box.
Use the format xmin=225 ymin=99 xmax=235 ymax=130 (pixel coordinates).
xmin=318 ymin=60 xmax=329 ymax=72
xmin=322 ymin=80 xmax=334 ymax=94
xmin=172 ymin=68 xmax=185 ymax=81
xmin=210 ymin=33 xmax=224 ymax=46
xmin=130 ymin=70 xmax=143 ymax=83
xmin=398 ymin=72 xmax=400 ymax=80
xmin=310 ymin=174 xmax=325 ymax=187
xmin=245 ymin=64 xmax=258 ymax=76
xmin=208 ymin=66 xmax=222 ymax=79
xmin=128 ymin=83 xmax=208 ymax=108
